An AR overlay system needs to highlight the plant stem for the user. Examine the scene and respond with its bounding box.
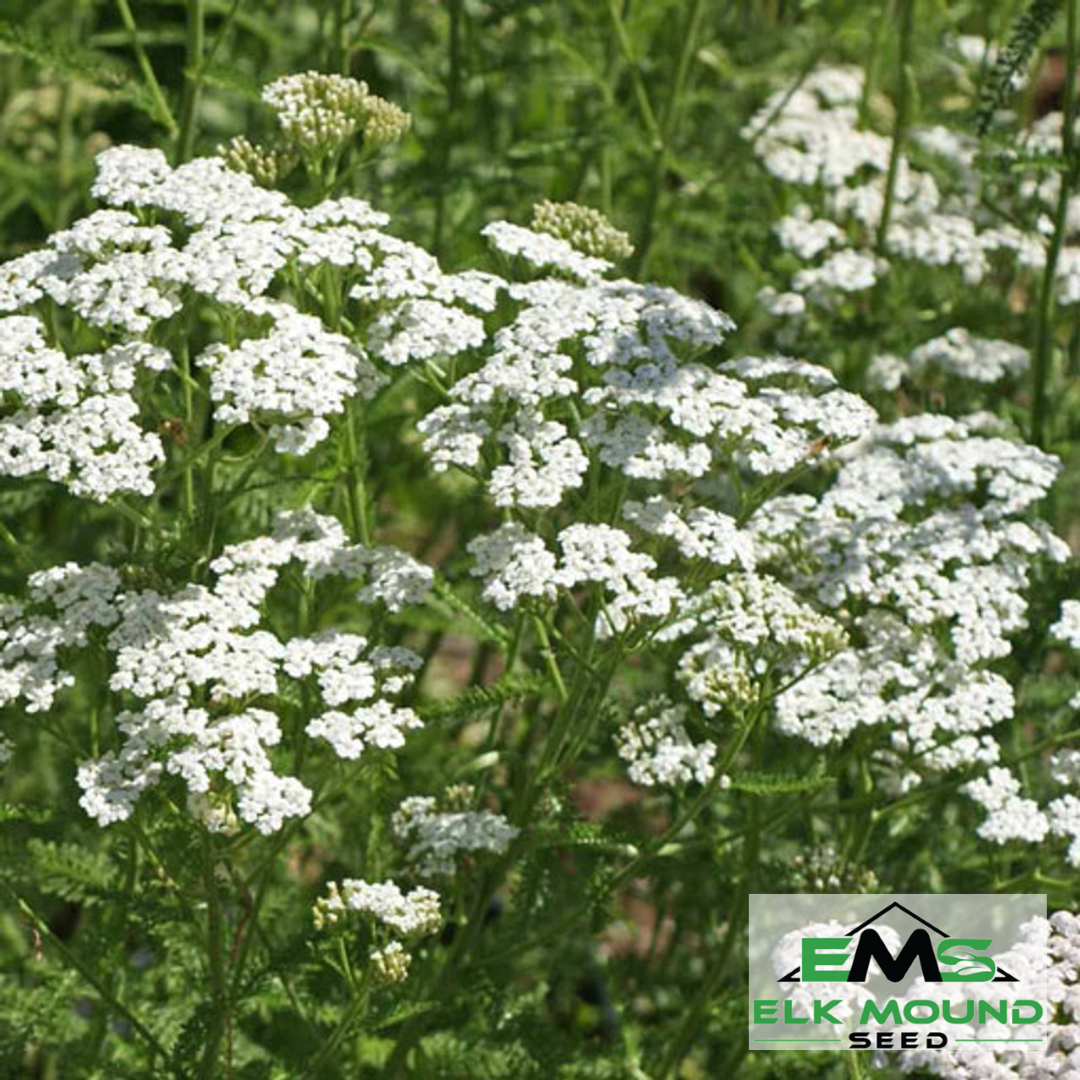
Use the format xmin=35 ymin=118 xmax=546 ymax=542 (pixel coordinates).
xmin=530 ymin=614 xmax=568 ymax=703
xmin=433 ymin=0 xmax=463 ymax=255
xmin=606 ymin=0 xmax=661 ymax=143
xmin=177 ymin=0 xmax=207 ymax=161
xmin=2 ymin=884 xmax=171 ymax=1069
xmin=1032 ymin=0 xmax=1080 ymax=447
xmin=846 ymin=1048 xmax=866 ymax=1079
xmin=115 ymin=0 xmax=178 ymax=136
xmin=332 ymin=0 xmax=351 ymax=73
xmin=301 ymin=979 xmax=369 ymax=1080
xmin=343 ymin=400 xmax=372 ymax=544
xmin=658 ymin=900 xmax=746 ymax=1079
xmin=55 ymin=79 xmax=75 ymax=230
xmin=631 ymin=0 xmax=705 ymax=276
xmin=181 ymin=343 xmax=196 ymax=521
xmin=859 ymin=0 xmax=896 ymax=127
xmin=198 ymin=838 xmax=229 ymax=1080
xmin=875 ymin=0 xmax=916 ymax=254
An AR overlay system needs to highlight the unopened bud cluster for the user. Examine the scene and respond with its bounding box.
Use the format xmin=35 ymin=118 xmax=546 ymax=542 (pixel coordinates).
xmin=792 ymin=845 xmax=879 ymax=893
xmin=531 ymin=199 xmax=634 ymax=260
xmin=259 ymin=71 xmax=411 ymax=162
xmin=262 ymin=72 xmax=370 ymax=154
xmin=362 ymin=96 xmax=412 ymax=148
xmin=370 ymin=941 xmax=411 ymax=984
xmin=218 ymin=136 xmax=293 ymax=187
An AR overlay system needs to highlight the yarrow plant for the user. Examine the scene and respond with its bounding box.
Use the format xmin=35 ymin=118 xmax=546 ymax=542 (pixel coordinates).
xmin=2 ymin=10 xmax=1080 ymax=1075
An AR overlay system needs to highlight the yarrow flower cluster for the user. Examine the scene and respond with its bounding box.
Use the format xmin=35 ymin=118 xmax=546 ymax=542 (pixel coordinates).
xmin=1 ymin=510 xmax=430 ymax=834
xmin=2 ymin=76 xmax=1079 ymax=1076
xmin=747 ymin=415 xmax=1065 ymax=787
xmin=530 ymin=200 xmax=634 ymax=261
xmin=392 ymin=794 xmax=519 ymax=877
xmin=960 ymin=604 xmax=1080 ymax=869
xmin=261 ymin=72 xmax=410 ymax=158
xmin=741 ymin=56 xmax=1073 ymax=357
xmin=894 ymin=913 xmax=1080 ymax=1080
xmin=314 ymin=878 xmax=441 ymax=935
xmin=869 ymin=329 xmax=1030 ymax=393
xmin=0 ymin=136 xmax=1068 ymax=874
xmin=615 ymin=698 xmax=720 ymax=788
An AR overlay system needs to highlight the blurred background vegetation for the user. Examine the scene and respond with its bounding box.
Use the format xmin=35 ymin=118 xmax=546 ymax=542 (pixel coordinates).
xmin=0 ymin=0 xmax=1029 ymax=319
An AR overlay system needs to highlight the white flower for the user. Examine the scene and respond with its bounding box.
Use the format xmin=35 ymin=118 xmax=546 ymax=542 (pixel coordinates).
xmin=615 ymin=698 xmax=717 ymax=787
xmin=198 ymin=306 xmax=385 ymax=455
xmin=1053 ymin=601 xmax=1080 ymax=650
xmin=965 ymin=768 xmax=1050 ymax=845
xmin=774 ymin=204 xmax=845 ymax=259
xmin=623 ymin=496 xmax=757 ymax=570
xmin=482 ymin=220 xmax=612 ymax=280
xmin=307 ymin=701 xmax=422 ymax=760
xmin=908 ymin=329 xmax=1029 ymax=384
xmin=0 ymin=509 xmax=433 ymax=833
xmin=467 ymin=523 xmax=561 ymax=612
xmin=316 ymin=879 xmax=441 ymax=936
xmin=368 ymin=298 xmax=486 ymax=366
xmin=392 ymin=796 xmax=518 ymax=877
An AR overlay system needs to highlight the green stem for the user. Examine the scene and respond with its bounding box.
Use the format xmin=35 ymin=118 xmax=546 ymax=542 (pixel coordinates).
xmin=301 ymin=978 xmax=369 ymax=1080
xmin=197 ymin=838 xmax=229 ymax=1080
xmin=182 ymin=345 xmax=196 ymax=520
xmin=432 ymin=0 xmax=463 ymax=255
xmin=606 ymin=0 xmax=661 ymax=142
xmin=846 ymin=1047 xmax=866 ymax=1079
xmin=875 ymin=0 xmax=916 ymax=254
xmin=332 ymin=0 xmax=351 ymax=73
xmin=1032 ymin=0 xmax=1080 ymax=447
xmin=343 ymin=400 xmax=372 ymax=544
xmin=2 ymin=884 xmax=171 ymax=1069
xmin=658 ymin=899 xmax=746 ymax=1079
xmin=530 ymin=614 xmax=568 ymax=703
xmin=115 ymin=0 xmax=178 ymax=136
xmin=55 ymin=78 xmax=75 ymax=229
xmin=859 ymin=0 xmax=895 ymax=127
xmin=631 ymin=0 xmax=705 ymax=275
xmin=176 ymin=0 xmax=206 ymax=161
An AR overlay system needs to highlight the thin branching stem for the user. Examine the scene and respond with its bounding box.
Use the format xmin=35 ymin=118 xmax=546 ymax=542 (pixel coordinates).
xmin=115 ymin=0 xmax=178 ymax=136
xmin=1032 ymin=0 xmax=1080 ymax=447
xmin=176 ymin=0 xmax=206 ymax=161
xmin=2 ymin=884 xmax=172 ymax=1069
xmin=875 ymin=0 xmax=916 ymax=254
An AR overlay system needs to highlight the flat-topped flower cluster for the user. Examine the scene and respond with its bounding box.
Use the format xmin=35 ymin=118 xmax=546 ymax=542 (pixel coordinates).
xmin=0 ymin=139 xmax=1069 ymax=865
xmin=1 ymin=111 xmax=1078 ymax=1074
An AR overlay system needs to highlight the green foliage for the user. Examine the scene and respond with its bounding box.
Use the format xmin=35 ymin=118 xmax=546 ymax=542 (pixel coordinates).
xmin=0 ymin=2 xmax=1078 ymax=1079
xmin=727 ymin=766 xmax=834 ymax=797
xmin=977 ymin=0 xmax=1063 ymax=133
xmin=416 ymin=673 xmax=550 ymax=721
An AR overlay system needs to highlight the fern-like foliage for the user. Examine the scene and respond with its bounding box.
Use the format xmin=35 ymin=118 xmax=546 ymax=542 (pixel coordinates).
xmin=976 ymin=0 xmax=1063 ymax=134
xmin=0 ymin=22 xmax=166 ymax=125
xmin=725 ymin=767 xmax=833 ymax=796
xmin=417 ymin=673 xmax=550 ymax=721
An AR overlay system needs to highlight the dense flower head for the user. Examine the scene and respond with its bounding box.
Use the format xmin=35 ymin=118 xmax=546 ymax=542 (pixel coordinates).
xmin=314 ymin=878 xmax=441 ymax=937
xmin=531 ymin=199 xmax=634 ymax=261
xmin=2 ymin=510 xmax=430 ymax=834
xmin=392 ymin=794 xmax=518 ymax=877
xmin=261 ymin=71 xmax=370 ymax=154
xmin=742 ymin=57 xmax=1080 ymax=337
xmin=615 ymin=697 xmax=719 ymax=787
xmin=0 ymin=142 xmax=1068 ymax=862
xmin=894 ymin=914 xmax=1080 ymax=1080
